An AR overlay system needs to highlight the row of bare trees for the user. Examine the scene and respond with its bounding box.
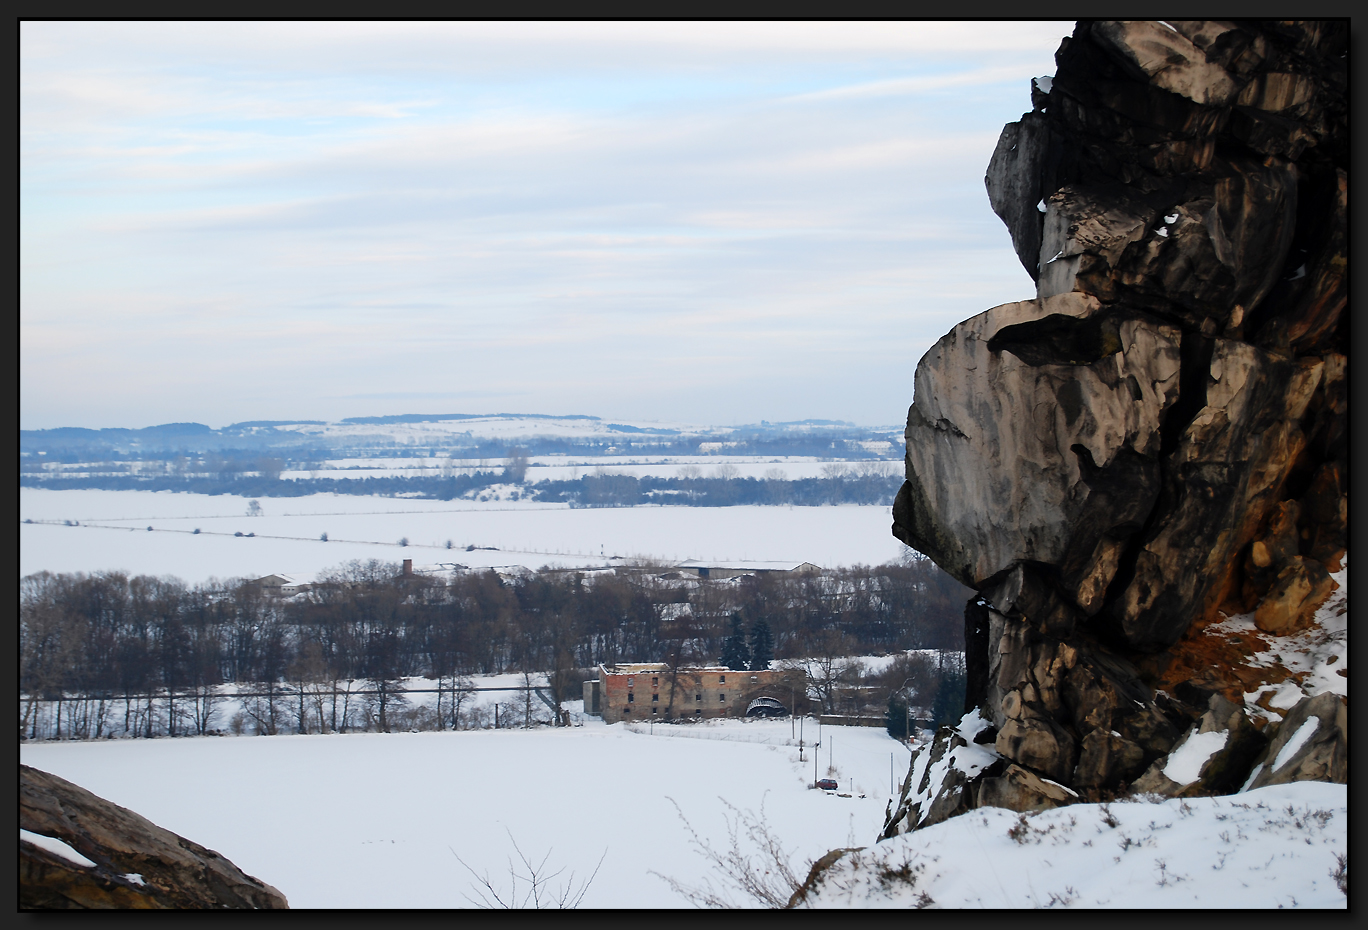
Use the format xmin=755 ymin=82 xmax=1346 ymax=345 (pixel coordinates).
xmin=20 ymin=555 xmax=970 ymax=739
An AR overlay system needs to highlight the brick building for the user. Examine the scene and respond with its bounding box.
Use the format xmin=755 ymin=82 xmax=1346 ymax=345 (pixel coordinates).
xmin=584 ymin=663 xmax=807 ymax=723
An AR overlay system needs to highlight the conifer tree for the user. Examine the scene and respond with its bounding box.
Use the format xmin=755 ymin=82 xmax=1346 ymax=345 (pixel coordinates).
xmin=719 ymin=614 xmax=750 ymax=670
xmin=747 ymin=619 xmax=774 ymax=671
xmin=929 ymin=667 xmax=966 ymax=728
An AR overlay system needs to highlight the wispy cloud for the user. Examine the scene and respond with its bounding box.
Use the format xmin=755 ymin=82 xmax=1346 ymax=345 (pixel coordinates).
xmin=21 ymin=20 xmax=1063 ymax=429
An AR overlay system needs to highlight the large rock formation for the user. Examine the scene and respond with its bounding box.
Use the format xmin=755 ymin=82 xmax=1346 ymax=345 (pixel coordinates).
xmin=20 ymin=765 xmax=288 ymax=909
xmin=886 ymin=20 xmax=1347 ymax=827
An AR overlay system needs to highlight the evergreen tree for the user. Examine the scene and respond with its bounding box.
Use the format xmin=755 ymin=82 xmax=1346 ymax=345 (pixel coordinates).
xmin=929 ymin=667 xmax=966 ymax=729
xmin=719 ymin=614 xmax=750 ymax=670
xmin=747 ymin=619 xmax=774 ymax=671
xmin=884 ymin=691 xmax=911 ymax=740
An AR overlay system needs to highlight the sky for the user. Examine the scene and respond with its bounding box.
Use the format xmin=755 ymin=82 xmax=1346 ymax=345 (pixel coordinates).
xmin=21 ymin=21 xmax=1072 ymax=431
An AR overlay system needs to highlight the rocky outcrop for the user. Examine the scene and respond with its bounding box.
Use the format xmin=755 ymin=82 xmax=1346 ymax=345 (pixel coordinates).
xmin=887 ymin=20 xmax=1347 ymax=822
xmin=1243 ymin=691 xmax=1348 ymax=790
xmin=881 ymin=711 xmax=1007 ymax=836
xmin=20 ymin=765 xmax=288 ymax=909
xmin=1129 ymin=693 xmax=1268 ymax=797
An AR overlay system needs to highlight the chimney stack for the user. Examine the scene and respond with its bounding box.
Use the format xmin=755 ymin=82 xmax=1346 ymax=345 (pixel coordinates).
xmin=402 ymin=558 xmax=413 ymax=577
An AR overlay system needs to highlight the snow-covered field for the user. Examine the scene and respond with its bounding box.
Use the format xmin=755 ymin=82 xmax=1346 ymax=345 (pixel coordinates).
xmin=36 ymin=457 xmax=896 ymax=483
xmin=20 ymin=717 xmax=1346 ymax=909
xmin=21 ymin=719 xmax=910 ymax=909
xmin=275 ymin=455 xmax=895 ymax=482
xmin=20 ymin=488 xmax=909 ymax=582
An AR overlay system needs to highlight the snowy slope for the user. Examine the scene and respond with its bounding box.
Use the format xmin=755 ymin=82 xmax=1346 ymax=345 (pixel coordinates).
xmin=792 ymin=781 xmax=1346 ymax=908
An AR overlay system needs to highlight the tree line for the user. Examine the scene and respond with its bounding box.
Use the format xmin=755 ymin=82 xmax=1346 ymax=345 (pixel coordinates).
xmin=21 ymin=428 xmax=896 ymax=464
xmin=20 ymin=556 xmax=971 ymax=740
xmin=21 ymin=468 xmax=902 ymax=507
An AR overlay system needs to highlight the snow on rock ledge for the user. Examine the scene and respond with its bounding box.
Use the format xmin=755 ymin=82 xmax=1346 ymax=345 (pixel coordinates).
xmin=793 ymin=782 xmax=1346 ymax=909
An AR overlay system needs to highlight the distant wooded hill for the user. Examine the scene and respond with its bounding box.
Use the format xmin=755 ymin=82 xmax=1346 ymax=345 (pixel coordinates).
xmin=20 ymin=470 xmax=902 ymax=508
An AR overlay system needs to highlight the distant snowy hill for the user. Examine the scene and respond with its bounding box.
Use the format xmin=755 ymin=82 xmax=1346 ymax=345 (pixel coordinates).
xmin=21 ymin=413 xmax=902 ymax=456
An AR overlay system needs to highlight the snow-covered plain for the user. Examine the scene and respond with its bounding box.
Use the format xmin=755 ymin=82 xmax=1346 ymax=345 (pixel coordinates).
xmin=39 ymin=456 xmax=895 ymax=483
xmin=20 ymin=488 xmax=910 ymax=582
xmin=20 ymin=718 xmax=1346 ymax=909
xmin=279 ymin=457 xmax=893 ymax=482
xmin=21 ymin=719 xmax=910 ymax=909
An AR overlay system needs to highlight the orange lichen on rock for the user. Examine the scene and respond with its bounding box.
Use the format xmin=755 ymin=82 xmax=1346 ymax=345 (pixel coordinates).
xmin=1144 ymin=614 xmax=1298 ymax=721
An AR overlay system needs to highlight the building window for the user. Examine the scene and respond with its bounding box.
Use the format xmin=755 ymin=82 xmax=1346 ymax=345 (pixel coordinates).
xmin=651 ymin=707 xmax=658 ymax=714
xmin=719 ymin=695 xmax=726 ymax=702
xmin=719 ymin=675 xmax=726 ymax=684
xmin=694 ymin=709 xmax=702 ymax=716
xmin=627 ymin=677 xmax=634 ymax=686
xmin=652 ymin=677 xmax=658 ymax=685
xmin=628 ymin=693 xmax=634 ymax=703
xmin=751 ymin=676 xmax=758 ymax=682
xmin=651 ymin=693 xmax=659 ymax=702
xmin=695 ymin=694 xmax=702 ymax=702
xmin=624 ymin=706 xmax=631 ymax=713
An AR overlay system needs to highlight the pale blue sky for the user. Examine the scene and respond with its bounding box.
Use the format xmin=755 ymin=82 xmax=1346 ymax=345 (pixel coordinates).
xmin=21 ymin=21 xmax=1071 ymax=430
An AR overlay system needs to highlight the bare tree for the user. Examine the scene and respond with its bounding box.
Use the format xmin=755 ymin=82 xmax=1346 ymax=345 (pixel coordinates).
xmin=452 ymin=830 xmax=604 ymax=909
xmin=801 ymin=631 xmax=859 ymax=713
xmin=652 ymin=796 xmax=808 ymax=908
xmin=520 ymin=670 xmax=538 ymax=729
xmin=503 ymin=448 xmax=530 ymax=484
xmin=440 ymin=670 xmax=474 ymax=730
xmin=287 ymin=642 xmax=329 ymax=734
xmin=187 ymin=684 xmax=220 ymax=736
xmin=241 ymin=686 xmax=282 ymax=735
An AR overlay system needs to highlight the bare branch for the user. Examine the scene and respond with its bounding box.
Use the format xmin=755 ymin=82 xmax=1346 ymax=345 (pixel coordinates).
xmin=451 ymin=829 xmax=604 ymax=909
xmin=652 ymin=794 xmax=808 ymax=909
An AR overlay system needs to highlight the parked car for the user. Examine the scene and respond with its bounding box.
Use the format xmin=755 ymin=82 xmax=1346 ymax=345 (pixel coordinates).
xmin=815 ymin=778 xmax=839 ymax=791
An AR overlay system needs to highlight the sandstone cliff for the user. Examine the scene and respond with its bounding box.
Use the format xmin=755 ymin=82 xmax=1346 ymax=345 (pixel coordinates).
xmin=883 ymin=20 xmax=1347 ymax=831
xmin=20 ymin=764 xmax=288 ymax=909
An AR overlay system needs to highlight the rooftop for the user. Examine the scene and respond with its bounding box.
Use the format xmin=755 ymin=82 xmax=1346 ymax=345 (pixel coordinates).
xmin=598 ymin=663 xmax=792 ymax=676
xmin=674 ymin=560 xmax=819 ymax=572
